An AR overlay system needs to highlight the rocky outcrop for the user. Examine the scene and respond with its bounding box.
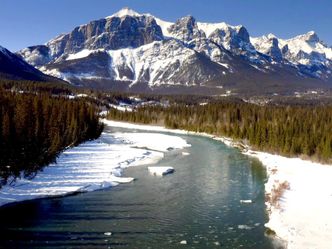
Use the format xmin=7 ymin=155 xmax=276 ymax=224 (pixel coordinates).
xmin=168 ymin=16 xmax=205 ymax=42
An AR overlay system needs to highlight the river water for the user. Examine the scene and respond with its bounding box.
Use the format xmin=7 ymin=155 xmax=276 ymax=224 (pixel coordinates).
xmin=0 ymin=127 xmax=279 ymax=249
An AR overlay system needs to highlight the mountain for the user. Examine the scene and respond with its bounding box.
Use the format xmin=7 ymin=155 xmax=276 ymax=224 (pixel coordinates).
xmin=251 ymin=31 xmax=332 ymax=80
xmin=17 ymin=7 xmax=332 ymax=94
xmin=0 ymin=45 xmax=60 ymax=82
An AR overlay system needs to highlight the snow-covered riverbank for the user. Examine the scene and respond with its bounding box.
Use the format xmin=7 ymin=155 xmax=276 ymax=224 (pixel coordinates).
xmin=0 ymin=130 xmax=190 ymax=207
xmin=104 ymin=120 xmax=332 ymax=249
xmin=244 ymin=150 xmax=332 ymax=249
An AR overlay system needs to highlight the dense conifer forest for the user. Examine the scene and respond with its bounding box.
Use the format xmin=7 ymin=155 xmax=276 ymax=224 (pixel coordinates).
xmin=0 ymin=85 xmax=103 ymax=185
xmin=107 ymin=100 xmax=332 ymax=163
xmin=0 ymin=79 xmax=74 ymax=95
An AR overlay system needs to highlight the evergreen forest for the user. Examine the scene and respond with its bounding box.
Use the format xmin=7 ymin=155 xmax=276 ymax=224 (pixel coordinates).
xmin=107 ymin=100 xmax=332 ymax=163
xmin=0 ymin=85 xmax=103 ymax=185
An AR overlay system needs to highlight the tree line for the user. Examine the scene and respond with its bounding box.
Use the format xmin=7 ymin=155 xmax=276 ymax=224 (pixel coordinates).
xmin=107 ymin=100 xmax=332 ymax=163
xmin=0 ymin=87 xmax=103 ymax=185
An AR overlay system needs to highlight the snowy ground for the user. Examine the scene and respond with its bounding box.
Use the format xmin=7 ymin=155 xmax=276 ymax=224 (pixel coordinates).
xmin=244 ymin=150 xmax=332 ymax=249
xmin=105 ymin=120 xmax=332 ymax=249
xmin=0 ymin=130 xmax=190 ymax=207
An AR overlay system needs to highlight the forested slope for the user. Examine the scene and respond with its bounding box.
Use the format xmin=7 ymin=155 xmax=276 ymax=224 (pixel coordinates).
xmin=0 ymin=86 xmax=103 ymax=185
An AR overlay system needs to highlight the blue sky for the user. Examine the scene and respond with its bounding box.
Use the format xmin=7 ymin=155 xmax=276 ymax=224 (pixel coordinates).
xmin=1 ymin=0 xmax=331 ymax=51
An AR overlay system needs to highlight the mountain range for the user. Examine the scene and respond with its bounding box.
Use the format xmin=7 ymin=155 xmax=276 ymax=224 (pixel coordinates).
xmin=6 ymin=8 xmax=332 ymax=94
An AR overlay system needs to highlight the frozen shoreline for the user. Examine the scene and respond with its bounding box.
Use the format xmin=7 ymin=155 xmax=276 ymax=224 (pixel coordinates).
xmin=0 ymin=129 xmax=190 ymax=208
xmin=104 ymin=120 xmax=332 ymax=249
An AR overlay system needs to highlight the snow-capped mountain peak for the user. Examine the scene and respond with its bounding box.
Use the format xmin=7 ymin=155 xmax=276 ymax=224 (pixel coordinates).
xmin=280 ymin=31 xmax=332 ymax=60
xmin=267 ymin=33 xmax=277 ymax=39
xmin=250 ymin=34 xmax=283 ymax=62
xmin=107 ymin=7 xmax=142 ymax=18
xmin=197 ymin=22 xmax=241 ymax=37
xmin=294 ymin=31 xmax=320 ymax=43
xmin=251 ymin=30 xmax=332 ymax=81
xmin=108 ymin=8 xmax=175 ymax=38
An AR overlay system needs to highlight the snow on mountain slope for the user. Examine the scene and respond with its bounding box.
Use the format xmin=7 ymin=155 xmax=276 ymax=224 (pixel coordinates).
xmin=108 ymin=39 xmax=229 ymax=86
xmin=197 ymin=22 xmax=241 ymax=38
xmin=197 ymin=22 xmax=270 ymax=66
xmin=43 ymin=39 xmax=230 ymax=87
xmin=279 ymin=31 xmax=332 ymax=63
xmin=66 ymin=49 xmax=104 ymax=61
xmin=154 ymin=17 xmax=174 ymax=37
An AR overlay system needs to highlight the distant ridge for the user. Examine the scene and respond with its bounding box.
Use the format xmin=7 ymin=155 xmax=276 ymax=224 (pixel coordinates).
xmin=0 ymin=45 xmax=63 ymax=82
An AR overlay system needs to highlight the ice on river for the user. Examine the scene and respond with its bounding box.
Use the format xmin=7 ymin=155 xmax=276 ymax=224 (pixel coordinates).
xmin=0 ymin=131 xmax=190 ymax=207
xmin=148 ymin=166 xmax=175 ymax=176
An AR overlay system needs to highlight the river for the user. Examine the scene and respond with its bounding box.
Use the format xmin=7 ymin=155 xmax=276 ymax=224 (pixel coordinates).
xmin=0 ymin=126 xmax=280 ymax=248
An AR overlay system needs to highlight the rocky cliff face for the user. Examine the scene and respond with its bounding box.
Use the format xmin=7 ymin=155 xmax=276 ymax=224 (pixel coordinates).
xmin=36 ymin=15 xmax=163 ymax=60
xmin=251 ymin=34 xmax=283 ymax=62
xmin=168 ymin=16 xmax=205 ymax=42
xmin=16 ymin=8 xmax=332 ymax=93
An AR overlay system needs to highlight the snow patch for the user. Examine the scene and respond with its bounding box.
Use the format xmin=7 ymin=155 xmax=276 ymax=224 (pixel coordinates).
xmin=240 ymin=199 xmax=252 ymax=204
xmin=179 ymin=240 xmax=187 ymax=245
xmin=66 ymin=49 xmax=101 ymax=60
xmin=109 ymin=104 xmax=133 ymax=112
xmin=238 ymin=224 xmax=253 ymax=230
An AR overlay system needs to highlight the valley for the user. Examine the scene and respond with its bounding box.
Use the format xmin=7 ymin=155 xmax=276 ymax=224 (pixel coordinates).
xmin=0 ymin=3 xmax=332 ymax=249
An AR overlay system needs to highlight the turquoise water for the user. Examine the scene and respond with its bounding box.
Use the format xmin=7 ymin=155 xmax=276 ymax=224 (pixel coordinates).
xmin=0 ymin=127 xmax=280 ymax=248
